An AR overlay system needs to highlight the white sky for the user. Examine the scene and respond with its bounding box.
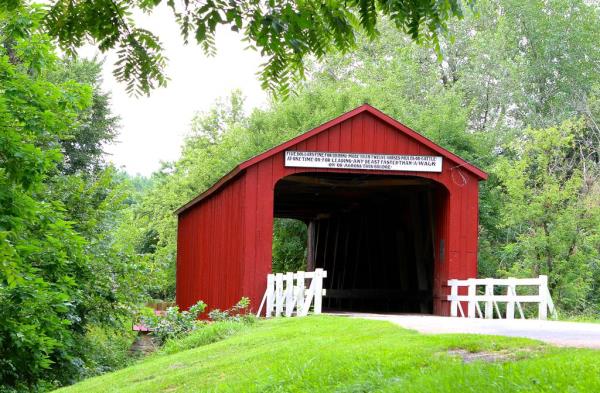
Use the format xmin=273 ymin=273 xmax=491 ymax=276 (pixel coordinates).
xmin=80 ymin=5 xmax=267 ymax=176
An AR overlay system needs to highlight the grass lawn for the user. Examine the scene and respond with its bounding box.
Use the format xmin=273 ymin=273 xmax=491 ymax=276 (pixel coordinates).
xmin=57 ymin=316 xmax=600 ymax=392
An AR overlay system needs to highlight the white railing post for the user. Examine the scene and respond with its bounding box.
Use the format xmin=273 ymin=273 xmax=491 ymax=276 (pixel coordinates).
xmin=506 ymin=278 xmax=515 ymax=320
xmin=449 ymin=280 xmax=458 ymax=317
xmin=275 ymin=273 xmax=284 ymax=317
xmin=544 ymin=282 xmax=557 ymax=319
xmin=538 ymin=275 xmax=548 ymax=320
xmin=296 ymin=271 xmax=305 ymax=316
xmin=300 ymin=277 xmax=314 ymax=317
xmin=484 ymin=279 xmax=493 ymax=319
xmin=256 ymin=291 xmax=267 ymax=317
xmin=467 ymin=279 xmax=476 ymax=318
xmin=265 ymin=273 xmax=275 ymax=318
xmin=285 ymin=272 xmax=294 ymax=317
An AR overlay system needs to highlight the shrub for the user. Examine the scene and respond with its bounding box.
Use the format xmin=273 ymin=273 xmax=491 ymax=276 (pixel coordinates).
xmin=141 ymin=301 xmax=206 ymax=343
xmin=208 ymin=297 xmax=255 ymax=323
xmin=79 ymin=324 xmax=137 ymax=378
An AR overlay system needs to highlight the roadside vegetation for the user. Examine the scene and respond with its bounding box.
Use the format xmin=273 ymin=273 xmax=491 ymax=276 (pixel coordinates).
xmin=1 ymin=0 xmax=599 ymax=391
xmin=57 ymin=316 xmax=600 ymax=393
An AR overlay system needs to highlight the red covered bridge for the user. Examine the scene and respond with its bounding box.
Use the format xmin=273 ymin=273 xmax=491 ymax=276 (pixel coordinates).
xmin=175 ymin=104 xmax=487 ymax=316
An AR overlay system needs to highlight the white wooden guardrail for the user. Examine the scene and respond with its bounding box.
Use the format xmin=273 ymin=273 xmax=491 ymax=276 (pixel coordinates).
xmin=447 ymin=275 xmax=557 ymax=320
xmin=257 ymin=269 xmax=327 ymax=318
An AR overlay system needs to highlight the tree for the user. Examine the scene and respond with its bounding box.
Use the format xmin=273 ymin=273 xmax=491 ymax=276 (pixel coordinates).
xmin=272 ymin=218 xmax=307 ymax=273
xmin=1 ymin=4 xmax=148 ymax=389
xmin=8 ymin=0 xmax=474 ymax=96
xmin=48 ymin=58 xmax=119 ymax=175
xmin=443 ymin=0 xmax=600 ymax=132
xmin=493 ymin=121 xmax=599 ymax=313
xmin=0 ymin=4 xmax=92 ymax=389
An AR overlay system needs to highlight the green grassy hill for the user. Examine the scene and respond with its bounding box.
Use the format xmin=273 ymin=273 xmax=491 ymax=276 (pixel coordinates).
xmin=57 ymin=316 xmax=600 ymax=392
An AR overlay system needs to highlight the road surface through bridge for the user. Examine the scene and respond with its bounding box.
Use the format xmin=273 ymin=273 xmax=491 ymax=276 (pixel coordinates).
xmin=328 ymin=312 xmax=600 ymax=349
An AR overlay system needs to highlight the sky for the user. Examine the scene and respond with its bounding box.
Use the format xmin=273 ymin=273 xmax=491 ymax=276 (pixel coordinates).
xmin=80 ymin=5 xmax=267 ymax=176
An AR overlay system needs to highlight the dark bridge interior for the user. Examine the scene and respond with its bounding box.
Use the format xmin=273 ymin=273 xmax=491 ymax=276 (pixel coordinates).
xmin=274 ymin=173 xmax=446 ymax=313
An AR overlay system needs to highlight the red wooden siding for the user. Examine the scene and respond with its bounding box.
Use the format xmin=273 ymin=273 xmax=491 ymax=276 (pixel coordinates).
xmin=176 ymin=175 xmax=246 ymax=312
xmin=176 ymin=105 xmax=486 ymax=316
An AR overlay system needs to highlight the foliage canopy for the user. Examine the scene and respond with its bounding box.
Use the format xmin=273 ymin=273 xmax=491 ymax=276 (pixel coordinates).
xmin=1 ymin=5 xmax=147 ymax=390
xmin=6 ymin=0 xmax=472 ymax=96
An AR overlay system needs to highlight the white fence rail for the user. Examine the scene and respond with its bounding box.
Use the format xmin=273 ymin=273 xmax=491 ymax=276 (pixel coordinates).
xmin=257 ymin=269 xmax=327 ymax=318
xmin=447 ymin=275 xmax=557 ymax=320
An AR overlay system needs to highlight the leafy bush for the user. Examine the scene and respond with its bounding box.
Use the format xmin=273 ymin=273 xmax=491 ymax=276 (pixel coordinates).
xmin=78 ymin=324 xmax=137 ymax=378
xmin=208 ymin=297 xmax=255 ymax=323
xmin=141 ymin=301 xmax=206 ymax=343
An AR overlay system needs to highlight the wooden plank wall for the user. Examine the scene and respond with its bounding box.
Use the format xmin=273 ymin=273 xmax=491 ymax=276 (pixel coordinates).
xmin=176 ymin=175 xmax=246 ymax=314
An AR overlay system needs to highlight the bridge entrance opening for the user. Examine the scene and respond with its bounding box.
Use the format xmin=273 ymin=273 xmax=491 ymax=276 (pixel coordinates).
xmin=274 ymin=172 xmax=448 ymax=314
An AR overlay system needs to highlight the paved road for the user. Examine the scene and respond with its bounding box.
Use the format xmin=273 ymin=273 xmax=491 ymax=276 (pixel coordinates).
xmin=328 ymin=312 xmax=600 ymax=349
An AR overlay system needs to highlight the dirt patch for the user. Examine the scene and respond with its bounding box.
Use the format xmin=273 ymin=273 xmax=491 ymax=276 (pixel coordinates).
xmin=130 ymin=333 xmax=159 ymax=355
xmin=446 ymin=349 xmax=516 ymax=363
